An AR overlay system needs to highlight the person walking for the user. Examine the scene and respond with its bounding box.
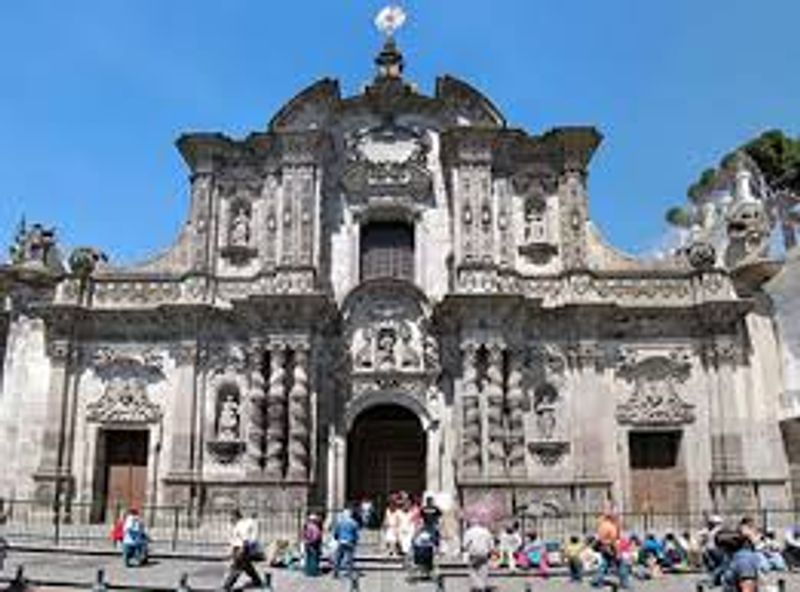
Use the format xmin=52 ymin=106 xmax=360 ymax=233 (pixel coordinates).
xmin=463 ymin=519 xmax=494 ymax=592
xmin=333 ymin=505 xmax=360 ymax=579
xmin=302 ymin=513 xmax=323 ymax=577
xmin=222 ymin=509 xmax=263 ymax=591
xmin=420 ymin=495 xmax=443 ymax=548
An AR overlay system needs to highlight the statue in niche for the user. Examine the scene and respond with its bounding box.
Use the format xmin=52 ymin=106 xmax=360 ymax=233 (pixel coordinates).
xmin=217 ymin=390 xmax=240 ymax=441
xmin=533 ymin=383 xmax=559 ymax=440
xmin=397 ymin=322 xmax=420 ymax=368
xmin=229 ymin=204 xmax=251 ymax=247
xmin=376 ymin=327 xmax=397 ymax=370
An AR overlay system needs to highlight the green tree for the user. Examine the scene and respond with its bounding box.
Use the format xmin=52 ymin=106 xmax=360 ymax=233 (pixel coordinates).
xmin=666 ymin=130 xmax=800 ymax=249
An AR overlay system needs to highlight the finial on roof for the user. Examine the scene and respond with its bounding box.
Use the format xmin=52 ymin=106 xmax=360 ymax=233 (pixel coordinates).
xmin=374 ymin=5 xmax=406 ymax=79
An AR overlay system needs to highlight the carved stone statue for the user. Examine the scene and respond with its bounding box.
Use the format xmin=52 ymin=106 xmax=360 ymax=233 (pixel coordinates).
xmin=9 ymin=220 xmax=63 ymax=273
xmin=533 ymin=383 xmax=559 ymax=440
xmin=376 ymin=326 xmax=397 ymax=370
xmin=397 ymin=322 xmax=420 ymax=368
xmin=230 ymin=205 xmax=251 ymax=247
xmin=217 ymin=392 xmax=240 ymax=441
xmin=354 ymin=328 xmax=374 ymax=369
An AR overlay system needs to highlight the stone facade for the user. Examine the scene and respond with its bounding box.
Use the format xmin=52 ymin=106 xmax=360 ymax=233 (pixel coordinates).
xmin=0 ymin=40 xmax=795 ymax=518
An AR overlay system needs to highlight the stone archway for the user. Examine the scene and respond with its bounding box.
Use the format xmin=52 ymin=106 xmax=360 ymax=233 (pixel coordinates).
xmin=346 ymin=404 xmax=426 ymax=511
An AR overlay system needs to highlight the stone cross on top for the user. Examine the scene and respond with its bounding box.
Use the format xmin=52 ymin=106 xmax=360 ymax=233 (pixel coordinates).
xmin=373 ymin=5 xmax=407 ymax=79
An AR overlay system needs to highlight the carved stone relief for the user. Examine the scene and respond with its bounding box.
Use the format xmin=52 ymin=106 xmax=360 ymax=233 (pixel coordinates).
xmin=86 ymin=348 xmax=165 ymax=424
xmin=615 ymin=349 xmax=695 ymax=426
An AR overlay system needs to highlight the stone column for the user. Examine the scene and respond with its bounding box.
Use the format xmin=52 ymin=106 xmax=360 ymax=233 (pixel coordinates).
xmin=264 ymin=345 xmax=287 ymax=479
xmin=34 ymin=339 xmax=73 ymax=500
xmin=506 ymin=349 xmax=526 ymax=477
xmin=460 ymin=342 xmax=482 ymax=477
xmin=246 ymin=342 xmax=267 ymax=472
xmin=167 ymin=345 xmax=197 ymax=482
xmin=485 ymin=342 xmax=507 ymax=477
xmin=287 ymin=345 xmax=311 ymax=480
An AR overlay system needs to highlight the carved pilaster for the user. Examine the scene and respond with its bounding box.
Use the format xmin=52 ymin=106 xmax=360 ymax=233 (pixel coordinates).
xmin=287 ymin=346 xmax=311 ymax=480
xmin=485 ymin=342 xmax=506 ymax=477
xmin=259 ymin=173 xmax=279 ymax=271
xmin=189 ymin=172 xmax=213 ymax=272
xmin=264 ymin=345 xmax=287 ymax=478
xmin=506 ymin=349 xmax=526 ymax=476
xmin=460 ymin=341 xmax=481 ymax=477
xmin=558 ymin=171 xmax=588 ymax=270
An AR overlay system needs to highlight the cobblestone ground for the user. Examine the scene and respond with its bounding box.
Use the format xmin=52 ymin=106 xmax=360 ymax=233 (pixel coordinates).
xmin=1 ymin=551 xmax=798 ymax=592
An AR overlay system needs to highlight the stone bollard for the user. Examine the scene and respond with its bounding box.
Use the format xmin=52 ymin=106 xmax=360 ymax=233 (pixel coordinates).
xmin=434 ymin=573 xmax=445 ymax=592
xmin=777 ymin=577 xmax=786 ymax=592
xmin=524 ymin=581 xmax=532 ymax=592
xmin=176 ymin=572 xmax=191 ymax=592
xmin=7 ymin=565 xmax=28 ymax=592
xmin=609 ymin=583 xmax=618 ymax=592
xmin=0 ymin=536 xmax=7 ymax=571
xmin=261 ymin=571 xmax=273 ymax=592
xmin=92 ymin=568 xmax=107 ymax=592
xmin=349 ymin=571 xmax=360 ymax=592
xmin=696 ymin=583 xmax=705 ymax=592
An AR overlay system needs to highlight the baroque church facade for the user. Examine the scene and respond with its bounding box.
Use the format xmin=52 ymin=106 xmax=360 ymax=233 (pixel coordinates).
xmin=0 ymin=39 xmax=796 ymax=519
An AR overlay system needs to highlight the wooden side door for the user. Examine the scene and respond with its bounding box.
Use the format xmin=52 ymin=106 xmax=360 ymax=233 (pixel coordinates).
xmin=104 ymin=430 xmax=149 ymax=513
xmin=629 ymin=431 xmax=687 ymax=514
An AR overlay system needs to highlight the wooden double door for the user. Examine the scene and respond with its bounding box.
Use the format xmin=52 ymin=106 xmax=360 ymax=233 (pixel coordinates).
xmin=96 ymin=429 xmax=149 ymax=519
xmin=347 ymin=405 xmax=426 ymax=511
xmin=629 ymin=430 xmax=688 ymax=514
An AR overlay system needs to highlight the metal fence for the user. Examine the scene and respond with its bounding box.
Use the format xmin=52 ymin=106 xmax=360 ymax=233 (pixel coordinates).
xmin=1 ymin=497 xmax=799 ymax=551
xmin=0 ymin=498 xmax=308 ymax=553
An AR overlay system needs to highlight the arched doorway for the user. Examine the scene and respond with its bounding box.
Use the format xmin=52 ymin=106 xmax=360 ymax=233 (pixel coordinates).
xmin=346 ymin=404 xmax=426 ymax=510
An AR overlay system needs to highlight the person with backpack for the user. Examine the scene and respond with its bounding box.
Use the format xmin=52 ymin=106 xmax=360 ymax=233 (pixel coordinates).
xmin=121 ymin=509 xmax=149 ymax=567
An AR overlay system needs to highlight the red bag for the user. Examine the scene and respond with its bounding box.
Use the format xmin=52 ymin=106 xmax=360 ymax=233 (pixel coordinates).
xmin=110 ymin=518 xmax=124 ymax=543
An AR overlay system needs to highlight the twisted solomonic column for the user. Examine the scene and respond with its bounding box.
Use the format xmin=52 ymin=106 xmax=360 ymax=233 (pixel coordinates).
xmin=485 ymin=343 xmax=507 ymax=477
xmin=287 ymin=346 xmax=311 ymax=480
xmin=460 ymin=342 xmax=482 ymax=477
xmin=506 ymin=350 xmax=526 ymax=476
xmin=264 ymin=345 xmax=288 ymax=478
xmin=246 ymin=344 xmax=267 ymax=471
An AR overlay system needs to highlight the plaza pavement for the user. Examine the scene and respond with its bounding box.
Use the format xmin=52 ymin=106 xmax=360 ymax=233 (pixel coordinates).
xmin=1 ymin=550 xmax=798 ymax=592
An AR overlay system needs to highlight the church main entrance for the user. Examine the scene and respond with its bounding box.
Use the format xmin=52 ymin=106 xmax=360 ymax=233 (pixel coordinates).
xmin=346 ymin=405 xmax=426 ymax=510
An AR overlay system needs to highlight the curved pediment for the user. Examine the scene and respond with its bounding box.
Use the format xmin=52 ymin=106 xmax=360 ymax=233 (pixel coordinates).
xmin=268 ymin=78 xmax=341 ymax=132
xmin=436 ymin=75 xmax=506 ymax=128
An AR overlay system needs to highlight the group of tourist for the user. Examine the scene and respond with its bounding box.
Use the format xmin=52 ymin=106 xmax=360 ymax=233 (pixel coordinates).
xmin=461 ymin=512 xmax=797 ymax=591
xmin=110 ymin=501 xmax=800 ymax=591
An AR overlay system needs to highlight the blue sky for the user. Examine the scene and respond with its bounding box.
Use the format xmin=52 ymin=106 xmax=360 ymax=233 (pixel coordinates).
xmin=1 ymin=1 xmax=798 ymax=263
